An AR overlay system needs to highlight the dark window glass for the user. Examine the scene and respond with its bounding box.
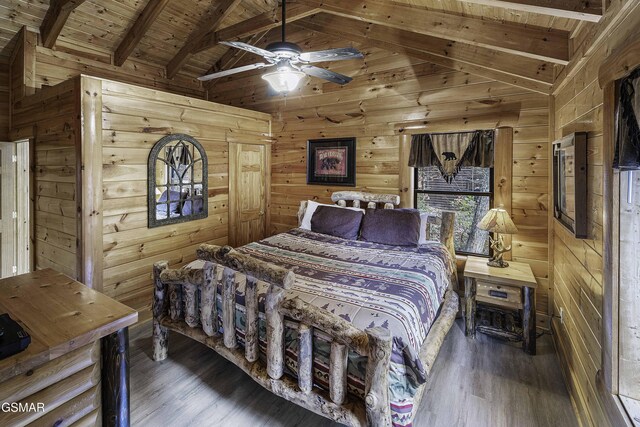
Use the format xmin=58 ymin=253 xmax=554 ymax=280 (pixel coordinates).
xmin=414 ymin=166 xmax=492 ymax=256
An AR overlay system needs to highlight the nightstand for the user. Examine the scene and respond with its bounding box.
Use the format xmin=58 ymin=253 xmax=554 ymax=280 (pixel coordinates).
xmin=463 ymin=256 xmax=538 ymax=354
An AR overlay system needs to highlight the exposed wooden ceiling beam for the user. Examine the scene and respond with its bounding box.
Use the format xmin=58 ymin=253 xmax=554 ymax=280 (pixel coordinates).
xmin=457 ymin=0 xmax=602 ymax=22
xmin=167 ymin=0 xmax=243 ymax=79
xmin=553 ymin=0 xmax=638 ymax=94
xmin=300 ymin=0 xmax=569 ymax=64
xmin=40 ymin=0 xmax=87 ymax=48
xmin=300 ymin=15 xmax=552 ymax=94
xmin=203 ymin=31 xmax=270 ymax=90
xmin=114 ymin=0 xmax=171 ymax=67
xmin=192 ymin=3 xmax=320 ymax=54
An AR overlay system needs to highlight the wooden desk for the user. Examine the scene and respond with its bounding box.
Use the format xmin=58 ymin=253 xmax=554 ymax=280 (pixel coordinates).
xmin=0 ymin=269 xmax=137 ymax=426
xmin=463 ymin=256 xmax=538 ymax=354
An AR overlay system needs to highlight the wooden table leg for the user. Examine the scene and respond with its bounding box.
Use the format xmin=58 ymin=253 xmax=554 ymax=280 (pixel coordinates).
xmin=465 ymin=277 xmax=477 ymax=338
xmin=522 ymin=286 xmax=536 ymax=355
xmin=102 ymin=327 xmax=130 ymax=427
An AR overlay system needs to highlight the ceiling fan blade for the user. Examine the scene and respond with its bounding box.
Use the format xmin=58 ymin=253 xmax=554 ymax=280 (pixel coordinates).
xmin=299 ymin=47 xmax=364 ymax=63
xmin=198 ymin=63 xmax=273 ymax=82
xmin=220 ymin=41 xmax=277 ymax=59
xmin=300 ymin=66 xmax=353 ymax=85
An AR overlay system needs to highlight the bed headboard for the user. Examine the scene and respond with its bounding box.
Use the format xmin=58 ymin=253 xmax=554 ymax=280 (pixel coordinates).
xmin=296 ymin=191 xmax=455 ymax=258
xmin=331 ymin=191 xmax=400 ymax=209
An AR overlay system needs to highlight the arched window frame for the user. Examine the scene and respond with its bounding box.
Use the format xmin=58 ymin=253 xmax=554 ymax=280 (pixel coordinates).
xmin=148 ymin=134 xmax=208 ymax=228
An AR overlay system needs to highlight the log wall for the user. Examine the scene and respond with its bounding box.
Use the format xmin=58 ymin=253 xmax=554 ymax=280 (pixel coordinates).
xmin=209 ymin=28 xmax=552 ymax=323
xmin=550 ymin=3 xmax=640 ymax=426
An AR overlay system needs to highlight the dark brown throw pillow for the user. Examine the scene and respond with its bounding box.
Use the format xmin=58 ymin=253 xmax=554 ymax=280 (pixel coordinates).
xmin=310 ymin=205 xmax=364 ymax=240
xmin=360 ymin=208 xmax=421 ymax=246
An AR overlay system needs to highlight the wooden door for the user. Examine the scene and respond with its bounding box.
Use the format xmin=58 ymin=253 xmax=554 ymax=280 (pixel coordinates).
xmin=229 ymin=141 xmax=270 ymax=247
xmin=0 ymin=142 xmax=17 ymax=278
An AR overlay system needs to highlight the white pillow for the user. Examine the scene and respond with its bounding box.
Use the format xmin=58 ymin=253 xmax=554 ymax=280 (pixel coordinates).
xmin=419 ymin=212 xmax=431 ymax=244
xmin=300 ymin=200 xmax=365 ymax=230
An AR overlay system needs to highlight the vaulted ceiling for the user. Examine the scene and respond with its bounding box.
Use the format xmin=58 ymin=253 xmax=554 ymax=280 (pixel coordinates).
xmin=0 ymin=0 xmax=603 ymax=94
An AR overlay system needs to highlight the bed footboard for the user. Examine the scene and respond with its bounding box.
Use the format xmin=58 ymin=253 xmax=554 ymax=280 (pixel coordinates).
xmin=152 ymin=244 xmax=393 ymax=426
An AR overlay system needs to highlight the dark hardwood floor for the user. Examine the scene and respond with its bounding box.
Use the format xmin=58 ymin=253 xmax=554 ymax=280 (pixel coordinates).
xmin=129 ymin=320 xmax=579 ymax=426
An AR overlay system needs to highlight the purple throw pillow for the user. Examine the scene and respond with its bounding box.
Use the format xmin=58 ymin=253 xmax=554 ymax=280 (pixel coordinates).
xmin=360 ymin=208 xmax=421 ymax=246
xmin=310 ymin=205 xmax=364 ymax=240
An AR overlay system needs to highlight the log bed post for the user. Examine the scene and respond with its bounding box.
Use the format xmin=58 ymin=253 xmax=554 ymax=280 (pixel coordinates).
xmin=439 ymin=210 xmax=456 ymax=258
xmin=297 ymin=324 xmax=313 ymax=393
xmin=152 ymin=261 xmax=169 ymax=361
xmin=223 ymin=267 xmax=238 ymax=349
xmin=245 ymin=276 xmax=260 ymax=362
xmin=266 ymin=286 xmax=286 ymax=379
xmin=329 ymin=342 xmax=348 ymax=404
xmin=364 ymin=327 xmax=393 ymax=427
xmin=200 ymin=261 xmax=217 ymax=337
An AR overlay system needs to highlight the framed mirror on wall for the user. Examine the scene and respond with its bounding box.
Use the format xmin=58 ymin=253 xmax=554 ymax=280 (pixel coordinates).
xmin=148 ymin=134 xmax=208 ymax=228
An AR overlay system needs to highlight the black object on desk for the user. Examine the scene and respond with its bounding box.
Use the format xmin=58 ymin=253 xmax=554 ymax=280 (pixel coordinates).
xmin=0 ymin=313 xmax=31 ymax=360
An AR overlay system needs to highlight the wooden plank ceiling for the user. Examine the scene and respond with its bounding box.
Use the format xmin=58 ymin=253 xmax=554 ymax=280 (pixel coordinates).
xmin=0 ymin=0 xmax=601 ymax=94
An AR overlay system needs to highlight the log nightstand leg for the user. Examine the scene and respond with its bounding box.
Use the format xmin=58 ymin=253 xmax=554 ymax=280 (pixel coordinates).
xmin=102 ymin=327 xmax=131 ymax=427
xmin=522 ymin=287 xmax=536 ymax=355
xmin=465 ymin=277 xmax=477 ymax=337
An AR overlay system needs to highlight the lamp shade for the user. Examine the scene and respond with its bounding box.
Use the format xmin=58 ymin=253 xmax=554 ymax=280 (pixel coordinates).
xmin=477 ymin=207 xmax=518 ymax=234
xmin=262 ymin=67 xmax=305 ymax=92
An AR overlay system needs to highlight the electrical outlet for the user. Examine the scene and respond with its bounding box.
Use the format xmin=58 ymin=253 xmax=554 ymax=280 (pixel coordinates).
xmin=559 ymin=307 xmax=564 ymax=324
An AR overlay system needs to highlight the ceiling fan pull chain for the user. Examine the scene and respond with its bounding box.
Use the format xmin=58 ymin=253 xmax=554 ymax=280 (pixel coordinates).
xmin=281 ymin=0 xmax=286 ymax=43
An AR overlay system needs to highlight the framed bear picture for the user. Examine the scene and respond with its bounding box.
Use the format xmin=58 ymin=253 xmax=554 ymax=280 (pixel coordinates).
xmin=307 ymin=137 xmax=356 ymax=186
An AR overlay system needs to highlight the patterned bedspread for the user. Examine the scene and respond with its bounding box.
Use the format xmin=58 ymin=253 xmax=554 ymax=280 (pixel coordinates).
xmin=190 ymin=228 xmax=453 ymax=426
xmin=245 ymin=229 xmax=452 ymax=425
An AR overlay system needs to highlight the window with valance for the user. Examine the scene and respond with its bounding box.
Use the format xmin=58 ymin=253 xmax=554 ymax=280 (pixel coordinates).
xmin=410 ymin=130 xmax=495 ymax=256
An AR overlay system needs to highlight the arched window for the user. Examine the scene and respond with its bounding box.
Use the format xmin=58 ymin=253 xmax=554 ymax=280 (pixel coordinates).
xmin=148 ymin=134 xmax=208 ymax=228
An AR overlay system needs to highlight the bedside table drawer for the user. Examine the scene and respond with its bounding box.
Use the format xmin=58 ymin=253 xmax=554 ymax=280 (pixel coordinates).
xmin=476 ymin=281 xmax=522 ymax=309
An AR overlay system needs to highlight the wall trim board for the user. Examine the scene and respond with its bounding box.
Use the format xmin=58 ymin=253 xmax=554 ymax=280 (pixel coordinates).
xmin=494 ymin=127 xmax=514 ymax=259
xmin=77 ymin=76 xmax=104 ymax=291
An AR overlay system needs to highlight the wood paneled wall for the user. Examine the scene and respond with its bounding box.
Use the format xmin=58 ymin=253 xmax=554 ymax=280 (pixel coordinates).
xmin=551 ymin=4 xmax=640 ymax=426
xmin=100 ymin=79 xmax=270 ymax=320
xmin=209 ymin=29 xmax=552 ymax=322
xmin=12 ymin=79 xmax=79 ymax=278
xmin=10 ymin=71 xmax=270 ymax=323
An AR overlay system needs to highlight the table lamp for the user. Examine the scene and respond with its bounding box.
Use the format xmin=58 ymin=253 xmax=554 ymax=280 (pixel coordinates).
xmin=477 ymin=206 xmax=518 ymax=268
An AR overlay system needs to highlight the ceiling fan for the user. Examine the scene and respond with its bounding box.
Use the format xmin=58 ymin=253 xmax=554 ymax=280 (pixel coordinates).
xmin=198 ymin=0 xmax=364 ymax=92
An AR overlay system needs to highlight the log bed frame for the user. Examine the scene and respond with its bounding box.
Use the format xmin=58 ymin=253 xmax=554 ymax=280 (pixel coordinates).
xmin=152 ymin=191 xmax=459 ymax=426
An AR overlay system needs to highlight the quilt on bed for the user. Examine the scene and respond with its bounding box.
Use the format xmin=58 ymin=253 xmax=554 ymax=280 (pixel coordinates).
xmin=191 ymin=228 xmax=453 ymax=426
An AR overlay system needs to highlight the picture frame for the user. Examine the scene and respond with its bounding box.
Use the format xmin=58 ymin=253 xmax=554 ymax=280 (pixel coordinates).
xmin=307 ymin=137 xmax=356 ymax=186
xmin=552 ymin=132 xmax=587 ymax=238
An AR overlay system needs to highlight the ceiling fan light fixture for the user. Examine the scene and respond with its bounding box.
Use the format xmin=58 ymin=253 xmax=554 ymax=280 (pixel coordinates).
xmin=262 ymin=67 xmax=305 ymax=93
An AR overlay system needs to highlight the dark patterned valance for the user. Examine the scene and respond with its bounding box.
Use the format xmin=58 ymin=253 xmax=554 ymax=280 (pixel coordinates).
xmin=408 ymin=130 xmax=494 ymax=182
xmin=614 ymin=68 xmax=640 ymax=170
